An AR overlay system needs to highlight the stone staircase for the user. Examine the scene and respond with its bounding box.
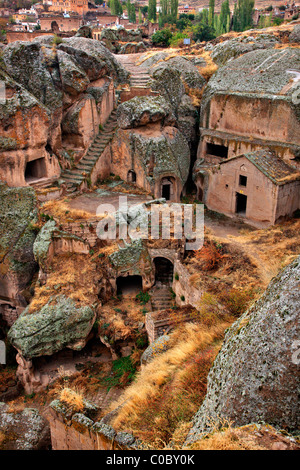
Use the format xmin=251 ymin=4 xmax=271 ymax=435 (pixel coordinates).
xmin=28 ymin=177 xmax=58 ymax=190
xmin=61 ymin=110 xmax=118 ymax=190
xmin=151 ymin=284 xmax=174 ymax=311
xmin=115 ymin=54 xmax=151 ymax=88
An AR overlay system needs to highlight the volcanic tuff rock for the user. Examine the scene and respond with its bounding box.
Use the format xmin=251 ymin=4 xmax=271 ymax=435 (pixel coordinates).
xmin=117 ymin=96 xmax=176 ymax=129
xmin=0 ymin=402 xmax=51 ymax=450
xmin=0 ymin=183 xmax=38 ymax=310
xmin=0 ymin=36 xmax=129 ymax=186
xmin=210 ymin=34 xmax=279 ymax=65
xmin=289 ymin=24 xmax=300 ymax=43
xmin=200 ymin=47 xmax=300 ymax=125
xmin=186 ymin=256 xmax=300 ymax=444
xmin=150 ymin=56 xmax=206 ymax=91
xmin=8 ymin=295 xmax=96 ymax=359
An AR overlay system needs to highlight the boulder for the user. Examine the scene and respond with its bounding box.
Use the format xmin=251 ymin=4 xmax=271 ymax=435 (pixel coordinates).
xmin=119 ymin=42 xmax=147 ymax=54
xmin=57 ymin=49 xmax=90 ymax=96
xmin=58 ymin=37 xmax=129 ymax=84
xmin=210 ymin=34 xmax=279 ymax=66
xmin=75 ymin=25 xmax=93 ymax=39
xmin=140 ymin=334 xmax=170 ymax=365
xmin=117 ymin=96 xmax=176 ymax=129
xmin=186 ymin=256 xmax=300 ymax=444
xmin=8 ymin=295 xmax=96 ymax=359
xmin=0 ymin=402 xmax=51 ymax=450
xmin=2 ymin=41 xmax=62 ymax=111
xmin=151 ymin=56 xmax=206 ymax=91
xmin=289 ymin=24 xmax=300 ymax=43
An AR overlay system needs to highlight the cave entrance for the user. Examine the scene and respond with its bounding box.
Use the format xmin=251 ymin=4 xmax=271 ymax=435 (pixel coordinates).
xmin=51 ymin=21 xmax=59 ymax=33
xmin=25 ymin=158 xmax=47 ymax=182
xmin=206 ymin=142 xmax=228 ymax=159
xmin=154 ymin=257 xmax=174 ymax=285
xmin=236 ymin=192 xmax=247 ymax=216
xmin=127 ymin=170 xmax=136 ymax=183
xmin=161 ymin=177 xmax=175 ymax=201
xmin=116 ymin=275 xmax=143 ymax=295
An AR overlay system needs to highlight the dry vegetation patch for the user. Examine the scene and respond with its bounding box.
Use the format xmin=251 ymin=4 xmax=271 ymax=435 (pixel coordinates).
xmin=107 ymin=321 xmax=230 ymax=448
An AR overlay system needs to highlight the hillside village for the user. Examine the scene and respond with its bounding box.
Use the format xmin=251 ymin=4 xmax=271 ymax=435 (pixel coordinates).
xmin=0 ymin=0 xmax=299 ymax=453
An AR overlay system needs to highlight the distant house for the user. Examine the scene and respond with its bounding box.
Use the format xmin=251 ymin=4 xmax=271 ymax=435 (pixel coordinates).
xmin=200 ymin=150 xmax=300 ymax=227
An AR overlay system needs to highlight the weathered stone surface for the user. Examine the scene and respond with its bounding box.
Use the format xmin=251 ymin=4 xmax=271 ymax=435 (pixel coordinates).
xmin=140 ymin=334 xmax=170 ymax=365
xmin=289 ymin=24 xmax=300 ymax=43
xmin=0 ymin=183 xmax=38 ymax=316
xmin=58 ymin=37 xmax=129 ymax=84
xmin=2 ymin=41 xmax=62 ymax=110
xmin=186 ymin=256 xmax=300 ymax=444
xmin=57 ymin=49 xmax=90 ymax=96
xmin=8 ymin=295 xmax=96 ymax=359
xmin=210 ymin=34 xmax=279 ymax=65
xmin=119 ymin=42 xmax=147 ymax=54
xmin=111 ymin=125 xmax=190 ymax=201
xmin=33 ymin=220 xmax=57 ymax=269
xmin=151 ymin=56 xmax=206 ymax=91
xmin=75 ymin=25 xmax=93 ymax=39
xmin=0 ymin=36 xmax=125 ymax=186
xmin=117 ymin=96 xmax=175 ymax=129
xmin=0 ymin=402 xmax=51 ymax=450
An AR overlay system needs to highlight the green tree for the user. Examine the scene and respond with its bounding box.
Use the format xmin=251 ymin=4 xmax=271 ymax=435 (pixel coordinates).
xmin=148 ymin=0 xmax=157 ymax=22
xmin=208 ymin=0 xmax=215 ymax=26
xmin=170 ymin=0 xmax=178 ymax=23
xmin=232 ymin=0 xmax=254 ymax=32
xmin=138 ymin=7 xmax=142 ymax=23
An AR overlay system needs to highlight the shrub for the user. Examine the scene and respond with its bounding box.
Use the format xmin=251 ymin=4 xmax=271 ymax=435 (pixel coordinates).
xmin=151 ymin=28 xmax=172 ymax=47
xmin=194 ymin=240 xmax=226 ymax=271
xmin=219 ymin=288 xmax=254 ymax=317
xmin=136 ymin=291 xmax=150 ymax=305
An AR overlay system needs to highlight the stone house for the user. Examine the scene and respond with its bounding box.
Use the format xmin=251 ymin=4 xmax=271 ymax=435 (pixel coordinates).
xmin=197 ymin=150 xmax=300 ymax=227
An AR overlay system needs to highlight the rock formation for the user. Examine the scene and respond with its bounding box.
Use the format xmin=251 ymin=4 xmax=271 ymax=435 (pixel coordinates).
xmin=0 ymin=36 xmax=129 ymax=187
xmin=0 ymin=183 xmax=38 ymax=327
xmin=186 ymin=256 xmax=300 ymax=444
xmin=0 ymin=402 xmax=51 ymax=450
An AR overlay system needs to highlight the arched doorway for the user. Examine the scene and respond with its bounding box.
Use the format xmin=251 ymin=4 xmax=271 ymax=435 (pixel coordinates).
xmin=154 ymin=257 xmax=174 ymax=285
xmin=116 ymin=275 xmax=143 ymax=295
xmin=127 ymin=170 xmax=136 ymax=183
xmin=51 ymin=21 xmax=59 ymax=33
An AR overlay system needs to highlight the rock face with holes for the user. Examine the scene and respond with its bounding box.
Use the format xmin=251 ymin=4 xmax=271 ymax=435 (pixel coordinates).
xmin=111 ymin=123 xmax=190 ymax=202
xmin=186 ymin=256 xmax=300 ymax=444
xmin=0 ymin=37 xmax=128 ymax=187
xmin=193 ymin=47 xmax=300 ymax=223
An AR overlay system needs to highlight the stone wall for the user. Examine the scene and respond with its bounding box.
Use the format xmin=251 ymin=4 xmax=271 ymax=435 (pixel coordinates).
xmin=146 ymin=308 xmax=197 ymax=344
xmin=173 ymin=260 xmax=203 ymax=308
xmin=39 ymin=15 xmax=82 ymax=32
xmin=6 ymin=31 xmax=73 ymax=43
xmin=48 ymin=399 xmax=140 ymax=450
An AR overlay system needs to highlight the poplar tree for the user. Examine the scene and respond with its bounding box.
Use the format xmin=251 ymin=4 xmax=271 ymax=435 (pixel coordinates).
xmin=148 ymin=0 xmax=157 ymax=22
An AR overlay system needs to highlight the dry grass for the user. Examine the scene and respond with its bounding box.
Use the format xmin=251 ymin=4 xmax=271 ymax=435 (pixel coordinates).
xmin=188 ymin=425 xmax=265 ymax=450
xmin=59 ymin=387 xmax=85 ymax=413
xmin=41 ymin=199 xmax=97 ymax=223
xmin=28 ymin=252 xmax=99 ymax=313
xmin=108 ymin=321 xmax=230 ymax=448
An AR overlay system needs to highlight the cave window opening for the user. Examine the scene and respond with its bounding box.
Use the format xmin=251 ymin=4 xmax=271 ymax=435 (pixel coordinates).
xmin=206 ymin=142 xmax=228 ymax=159
xmin=116 ymin=275 xmax=143 ymax=295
